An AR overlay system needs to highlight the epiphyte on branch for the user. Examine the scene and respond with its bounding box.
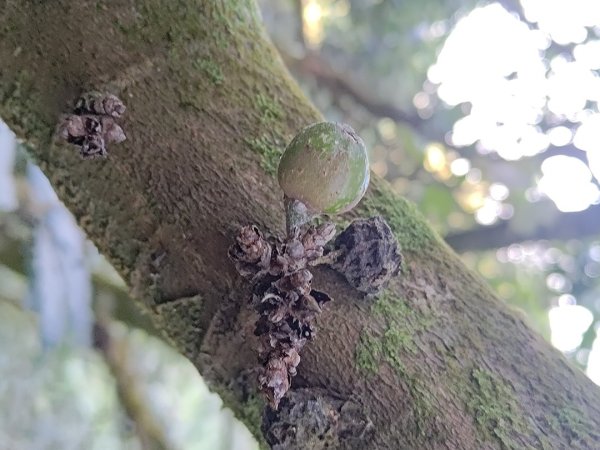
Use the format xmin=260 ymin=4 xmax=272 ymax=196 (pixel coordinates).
xmin=58 ymin=92 xmax=126 ymax=159
xmin=277 ymin=122 xmax=369 ymax=233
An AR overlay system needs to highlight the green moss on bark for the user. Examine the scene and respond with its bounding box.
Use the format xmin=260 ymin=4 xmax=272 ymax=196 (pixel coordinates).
xmin=0 ymin=70 xmax=52 ymax=144
xmin=244 ymin=135 xmax=285 ymax=176
xmin=357 ymin=178 xmax=443 ymax=255
xmin=355 ymin=292 xmax=438 ymax=436
xmin=242 ymin=93 xmax=289 ymax=174
xmin=355 ymin=332 xmax=381 ymax=375
xmin=355 ymin=291 xmax=433 ymax=374
xmin=466 ymin=368 xmax=531 ymax=449
xmin=154 ymin=295 xmax=205 ymax=360
xmin=355 ymin=294 xmax=404 ymax=372
xmin=256 ymin=93 xmax=283 ymax=122
xmin=194 ymin=58 xmax=224 ymax=85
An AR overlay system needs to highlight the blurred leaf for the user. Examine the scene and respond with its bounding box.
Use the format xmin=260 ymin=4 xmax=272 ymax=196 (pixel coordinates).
xmin=25 ymin=165 xmax=92 ymax=349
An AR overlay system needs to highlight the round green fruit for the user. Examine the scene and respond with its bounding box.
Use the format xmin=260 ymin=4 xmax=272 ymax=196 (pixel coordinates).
xmin=277 ymin=122 xmax=370 ymax=216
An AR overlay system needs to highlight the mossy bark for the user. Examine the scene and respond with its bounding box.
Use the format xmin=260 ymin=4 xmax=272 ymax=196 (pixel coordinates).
xmin=1 ymin=1 xmax=599 ymax=448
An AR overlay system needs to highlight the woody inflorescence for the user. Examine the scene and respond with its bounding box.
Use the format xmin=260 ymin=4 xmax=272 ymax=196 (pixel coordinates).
xmin=228 ymin=222 xmax=336 ymax=408
xmin=58 ymin=92 xmax=126 ymax=159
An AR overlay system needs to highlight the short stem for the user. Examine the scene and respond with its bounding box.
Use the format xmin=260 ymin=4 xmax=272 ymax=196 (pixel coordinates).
xmin=284 ymin=196 xmax=313 ymax=236
xmin=308 ymin=249 xmax=343 ymax=267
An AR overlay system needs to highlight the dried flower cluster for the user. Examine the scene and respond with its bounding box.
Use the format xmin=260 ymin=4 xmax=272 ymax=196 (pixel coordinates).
xmin=229 ymin=222 xmax=336 ymax=408
xmin=58 ymin=92 xmax=126 ymax=159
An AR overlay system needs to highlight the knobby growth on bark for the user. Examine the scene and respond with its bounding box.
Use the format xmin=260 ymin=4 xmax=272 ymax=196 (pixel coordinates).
xmin=58 ymin=92 xmax=126 ymax=158
xmin=1 ymin=1 xmax=600 ymax=449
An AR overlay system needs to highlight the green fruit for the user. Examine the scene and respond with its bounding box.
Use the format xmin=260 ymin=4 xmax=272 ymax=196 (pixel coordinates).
xmin=278 ymin=122 xmax=370 ymax=216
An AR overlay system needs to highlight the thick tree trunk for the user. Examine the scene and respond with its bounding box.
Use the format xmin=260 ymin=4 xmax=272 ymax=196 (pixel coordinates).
xmin=1 ymin=1 xmax=599 ymax=448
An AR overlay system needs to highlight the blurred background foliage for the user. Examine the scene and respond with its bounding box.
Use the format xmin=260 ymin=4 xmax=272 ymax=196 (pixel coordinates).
xmin=1 ymin=0 xmax=600 ymax=448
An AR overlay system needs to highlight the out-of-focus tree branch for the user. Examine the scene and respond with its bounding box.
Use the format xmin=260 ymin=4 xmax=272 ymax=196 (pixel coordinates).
xmin=280 ymin=48 xmax=592 ymax=174
xmin=0 ymin=188 xmax=159 ymax=337
xmin=494 ymin=0 xmax=525 ymax=18
xmin=93 ymin=321 xmax=170 ymax=450
xmin=445 ymin=203 xmax=600 ymax=252
xmin=294 ymin=0 xmax=306 ymax=49
xmin=282 ymin=51 xmax=430 ymax=133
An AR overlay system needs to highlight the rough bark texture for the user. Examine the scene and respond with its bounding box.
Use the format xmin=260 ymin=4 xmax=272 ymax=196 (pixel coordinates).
xmin=1 ymin=1 xmax=599 ymax=449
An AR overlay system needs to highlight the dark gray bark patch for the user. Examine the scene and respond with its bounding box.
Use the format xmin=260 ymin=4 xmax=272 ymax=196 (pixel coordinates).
xmin=330 ymin=216 xmax=402 ymax=294
xmin=262 ymin=388 xmax=374 ymax=450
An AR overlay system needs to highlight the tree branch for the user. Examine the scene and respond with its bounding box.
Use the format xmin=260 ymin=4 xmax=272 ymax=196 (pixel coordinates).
xmin=2 ymin=1 xmax=599 ymax=449
xmin=281 ymin=49 xmax=590 ymax=170
xmin=281 ymin=50 xmax=428 ymax=133
xmin=93 ymin=320 xmax=171 ymax=450
xmin=446 ymin=203 xmax=600 ymax=252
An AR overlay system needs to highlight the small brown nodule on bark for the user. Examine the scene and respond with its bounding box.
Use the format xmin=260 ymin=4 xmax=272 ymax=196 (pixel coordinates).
xmin=229 ymin=223 xmax=335 ymax=408
xmin=58 ymin=92 xmax=126 ymax=159
xmin=74 ymin=92 xmax=126 ymax=118
xmin=329 ymin=216 xmax=401 ymax=294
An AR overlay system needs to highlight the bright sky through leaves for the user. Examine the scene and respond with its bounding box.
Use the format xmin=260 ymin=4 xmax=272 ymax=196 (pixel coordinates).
xmin=431 ymin=2 xmax=600 ymax=215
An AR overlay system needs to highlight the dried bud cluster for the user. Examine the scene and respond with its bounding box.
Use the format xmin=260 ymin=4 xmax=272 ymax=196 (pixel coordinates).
xmin=228 ymin=225 xmax=272 ymax=279
xmin=58 ymin=92 xmax=126 ymax=159
xmin=229 ymin=222 xmax=336 ymax=408
xmin=74 ymin=92 xmax=127 ymax=118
